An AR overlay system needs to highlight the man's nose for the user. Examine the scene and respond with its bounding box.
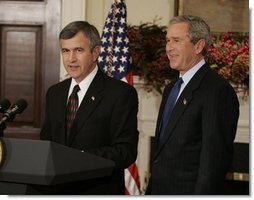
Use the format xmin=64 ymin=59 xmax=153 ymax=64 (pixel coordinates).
xmin=68 ymin=51 xmax=77 ymax=62
xmin=166 ymin=41 xmax=173 ymax=51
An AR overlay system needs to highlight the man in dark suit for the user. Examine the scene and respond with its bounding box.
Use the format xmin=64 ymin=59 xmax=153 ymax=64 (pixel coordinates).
xmin=146 ymin=15 xmax=239 ymax=195
xmin=40 ymin=21 xmax=139 ymax=194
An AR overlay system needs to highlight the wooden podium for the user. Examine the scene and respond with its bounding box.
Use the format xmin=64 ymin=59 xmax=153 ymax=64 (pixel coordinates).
xmin=0 ymin=138 xmax=115 ymax=194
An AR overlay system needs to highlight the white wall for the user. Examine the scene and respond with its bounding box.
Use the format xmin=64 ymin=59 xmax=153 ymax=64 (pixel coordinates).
xmin=86 ymin=0 xmax=174 ymax=34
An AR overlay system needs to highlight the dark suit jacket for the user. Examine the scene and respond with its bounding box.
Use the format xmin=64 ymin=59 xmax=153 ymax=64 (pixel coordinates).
xmin=40 ymin=69 xmax=139 ymax=194
xmin=147 ymin=64 xmax=239 ymax=195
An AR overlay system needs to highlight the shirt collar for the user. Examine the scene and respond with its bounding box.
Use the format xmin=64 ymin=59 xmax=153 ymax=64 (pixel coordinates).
xmin=69 ymin=66 xmax=98 ymax=95
xmin=180 ymin=59 xmax=205 ymax=85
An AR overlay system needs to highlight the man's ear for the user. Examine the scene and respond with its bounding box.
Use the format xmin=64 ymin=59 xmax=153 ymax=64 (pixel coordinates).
xmin=195 ymin=39 xmax=205 ymax=54
xmin=93 ymin=46 xmax=101 ymax=61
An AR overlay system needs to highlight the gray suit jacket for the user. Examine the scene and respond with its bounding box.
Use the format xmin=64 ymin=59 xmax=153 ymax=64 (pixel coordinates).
xmin=147 ymin=63 xmax=239 ymax=195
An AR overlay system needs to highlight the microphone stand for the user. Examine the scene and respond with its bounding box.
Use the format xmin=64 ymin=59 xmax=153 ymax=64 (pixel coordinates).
xmin=0 ymin=122 xmax=6 ymax=137
xmin=0 ymin=113 xmax=6 ymax=137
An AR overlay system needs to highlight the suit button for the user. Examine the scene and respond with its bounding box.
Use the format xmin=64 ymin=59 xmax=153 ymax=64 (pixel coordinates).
xmin=153 ymin=159 xmax=159 ymax=164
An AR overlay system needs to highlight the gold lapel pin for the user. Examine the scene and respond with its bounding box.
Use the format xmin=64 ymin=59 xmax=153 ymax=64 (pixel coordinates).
xmin=183 ymin=98 xmax=187 ymax=105
xmin=91 ymin=96 xmax=95 ymax=101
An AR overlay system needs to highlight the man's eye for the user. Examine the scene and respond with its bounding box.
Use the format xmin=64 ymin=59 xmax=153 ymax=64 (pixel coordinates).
xmin=76 ymin=48 xmax=83 ymax=53
xmin=62 ymin=49 xmax=68 ymax=53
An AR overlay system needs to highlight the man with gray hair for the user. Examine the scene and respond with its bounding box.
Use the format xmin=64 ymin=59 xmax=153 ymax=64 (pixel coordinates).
xmin=146 ymin=15 xmax=239 ymax=195
xmin=41 ymin=21 xmax=139 ymax=194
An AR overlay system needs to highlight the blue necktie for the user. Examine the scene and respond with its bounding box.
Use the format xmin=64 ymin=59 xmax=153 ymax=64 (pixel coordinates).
xmin=159 ymin=77 xmax=183 ymax=141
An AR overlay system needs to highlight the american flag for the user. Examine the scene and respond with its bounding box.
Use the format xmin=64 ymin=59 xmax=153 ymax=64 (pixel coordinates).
xmin=98 ymin=0 xmax=140 ymax=195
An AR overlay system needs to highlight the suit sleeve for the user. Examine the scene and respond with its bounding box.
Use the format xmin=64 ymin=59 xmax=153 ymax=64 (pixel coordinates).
xmin=40 ymin=88 xmax=52 ymax=141
xmin=85 ymin=86 xmax=139 ymax=170
xmin=195 ymin=83 xmax=239 ymax=194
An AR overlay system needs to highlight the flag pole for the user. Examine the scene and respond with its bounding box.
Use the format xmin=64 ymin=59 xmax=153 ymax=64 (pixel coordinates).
xmin=107 ymin=0 xmax=117 ymax=77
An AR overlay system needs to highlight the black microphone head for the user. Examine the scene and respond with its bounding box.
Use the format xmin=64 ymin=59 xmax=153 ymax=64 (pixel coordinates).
xmin=0 ymin=98 xmax=11 ymax=112
xmin=11 ymin=99 xmax=28 ymax=113
xmin=1 ymin=99 xmax=28 ymax=123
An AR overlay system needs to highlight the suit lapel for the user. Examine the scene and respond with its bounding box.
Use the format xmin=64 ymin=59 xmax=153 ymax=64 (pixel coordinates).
xmin=53 ymin=78 xmax=71 ymax=145
xmin=68 ymin=70 xmax=105 ymax=145
xmin=155 ymin=91 xmax=193 ymax=154
xmin=153 ymin=64 xmax=210 ymax=159
xmin=153 ymin=80 xmax=176 ymax=147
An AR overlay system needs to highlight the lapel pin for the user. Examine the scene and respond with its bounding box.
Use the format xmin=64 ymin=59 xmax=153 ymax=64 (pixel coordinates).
xmin=91 ymin=96 xmax=95 ymax=101
xmin=183 ymin=98 xmax=187 ymax=105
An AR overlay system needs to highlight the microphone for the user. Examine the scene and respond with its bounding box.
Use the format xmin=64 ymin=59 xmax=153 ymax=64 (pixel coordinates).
xmin=0 ymin=98 xmax=11 ymax=113
xmin=0 ymin=99 xmax=28 ymax=125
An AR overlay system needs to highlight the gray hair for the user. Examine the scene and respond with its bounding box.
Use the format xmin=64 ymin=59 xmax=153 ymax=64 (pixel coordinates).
xmin=169 ymin=15 xmax=211 ymax=56
xmin=59 ymin=21 xmax=101 ymax=51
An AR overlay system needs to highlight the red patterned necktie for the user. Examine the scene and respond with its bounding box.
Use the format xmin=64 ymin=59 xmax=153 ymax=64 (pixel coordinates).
xmin=66 ymin=84 xmax=80 ymax=135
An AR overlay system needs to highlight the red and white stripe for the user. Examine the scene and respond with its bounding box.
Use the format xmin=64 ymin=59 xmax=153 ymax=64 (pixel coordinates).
xmin=124 ymin=162 xmax=140 ymax=195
